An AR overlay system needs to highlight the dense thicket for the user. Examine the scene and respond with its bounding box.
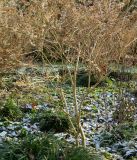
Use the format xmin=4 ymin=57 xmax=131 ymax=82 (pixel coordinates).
xmin=0 ymin=0 xmax=136 ymax=71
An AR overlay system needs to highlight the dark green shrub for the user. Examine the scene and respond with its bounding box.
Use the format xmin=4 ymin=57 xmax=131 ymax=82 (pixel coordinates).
xmin=59 ymin=68 xmax=98 ymax=87
xmin=33 ymin=110 xmax=70 ymax=133
xmin=76 ymin=70 xmax=98 ymax=87
xmin=0 ymin=98 xmax=22 ymax=120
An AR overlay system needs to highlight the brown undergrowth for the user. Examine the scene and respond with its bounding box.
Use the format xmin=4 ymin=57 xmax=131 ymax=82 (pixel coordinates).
xmin=0 ymin=0 xmax=136 ymax=71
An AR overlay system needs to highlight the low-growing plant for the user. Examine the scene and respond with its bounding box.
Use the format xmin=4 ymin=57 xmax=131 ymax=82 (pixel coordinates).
xmin=65 ymin=147 xmax=102 ymax=160
xmin=113 ymin=98 xmax=136 ymax=124
xmin=0 ymin=134 xmax=66 ymax=160
xmin=0 ymin=133 xmax=103 ymax=160
xmin=112 ymin=122 xmax=137 ymax=141
xmin=32 ymin=110 xmax=71 ymax=133
xmin=0 ymin=97 xmax=22 ymax=120
xmin=99 ymin=122 xmax=137 ymax=147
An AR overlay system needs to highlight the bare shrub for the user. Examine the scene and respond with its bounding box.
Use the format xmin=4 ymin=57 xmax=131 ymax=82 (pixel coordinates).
xmin=0 ymin=0 xmax=136 ymax=70
xmin=0 ymin=0 xmax=49 ymax=69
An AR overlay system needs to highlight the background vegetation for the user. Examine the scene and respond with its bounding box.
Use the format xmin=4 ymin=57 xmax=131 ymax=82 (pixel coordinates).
xmin=0 ymin=0 xmax=137 ymax=159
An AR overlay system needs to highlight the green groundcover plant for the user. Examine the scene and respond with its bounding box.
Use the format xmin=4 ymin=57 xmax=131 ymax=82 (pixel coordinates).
xmin=0 ymin=134 xmax=102 ymax=160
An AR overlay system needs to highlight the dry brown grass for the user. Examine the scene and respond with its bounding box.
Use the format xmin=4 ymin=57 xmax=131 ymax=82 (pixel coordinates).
xmin=0 ymin=0 xmax=136 ymax=72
